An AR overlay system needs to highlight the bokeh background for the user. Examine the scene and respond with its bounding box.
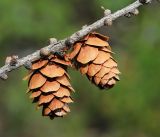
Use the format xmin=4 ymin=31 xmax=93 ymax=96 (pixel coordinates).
xmin=0 ymin=0 xmax=160 ymax=137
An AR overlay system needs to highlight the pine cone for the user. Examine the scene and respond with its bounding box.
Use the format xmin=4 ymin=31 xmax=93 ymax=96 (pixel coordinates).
xmin=68 ymin=32 xmax=120 ymax=89
xmin=25 ymin=55 xmax=74 ymax=119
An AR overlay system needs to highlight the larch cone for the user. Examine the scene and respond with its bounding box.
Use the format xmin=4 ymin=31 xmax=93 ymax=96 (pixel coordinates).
xmin=68 ymin=32 xmax=120 ymax=89
xmin=25 ymin=55 xmax=74 ymax=119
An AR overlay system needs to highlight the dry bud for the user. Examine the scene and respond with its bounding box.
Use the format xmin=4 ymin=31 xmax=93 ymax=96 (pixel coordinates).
xmin=40 ymin=48 xmax=50 ymax=57
xmin=104 ymin=18 xmax=113 ymax=26
xmin=104 ymin=9 xmax=111 ymax=16
xmin=82 ymin=25 xmax=88 ymax=29
xmin=131 ymin=9 xmax=139 ymax=15
xmin=5 ymin=55 xmax=18 ymax=66
xmin=50 ymin=38 xmax=57 ymax=44
xmin=5 ymin=56 xmax=12 ymax=65
xmin=0 ymin=73 xmax=8 ymax=80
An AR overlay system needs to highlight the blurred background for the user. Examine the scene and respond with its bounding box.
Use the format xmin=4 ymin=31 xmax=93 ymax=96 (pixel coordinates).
xmin=0 ymin=0 xmax=160 ymax=137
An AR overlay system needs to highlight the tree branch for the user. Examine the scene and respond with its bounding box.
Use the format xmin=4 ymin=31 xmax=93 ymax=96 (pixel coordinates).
xmin=0 ymin=0 xmax=153 ymax=80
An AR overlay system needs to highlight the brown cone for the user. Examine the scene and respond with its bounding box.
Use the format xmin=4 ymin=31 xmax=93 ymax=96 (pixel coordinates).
xmin=26 ymin=55 xmax=74 ymax=119
xmin=68 ymin=32 xmax=120 ymax=89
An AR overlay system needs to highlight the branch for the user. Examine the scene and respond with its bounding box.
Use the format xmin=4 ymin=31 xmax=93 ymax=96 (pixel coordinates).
xmin=0 ymin=0 xmax=153 ymax=80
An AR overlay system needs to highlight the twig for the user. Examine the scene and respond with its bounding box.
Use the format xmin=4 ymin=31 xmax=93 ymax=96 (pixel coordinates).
xmin=0 ymin=0 xmax=153 ymax=80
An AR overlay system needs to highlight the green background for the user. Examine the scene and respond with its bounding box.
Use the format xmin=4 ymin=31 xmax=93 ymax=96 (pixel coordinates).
xmin=0 ymin=0 xmax=160 ymax=137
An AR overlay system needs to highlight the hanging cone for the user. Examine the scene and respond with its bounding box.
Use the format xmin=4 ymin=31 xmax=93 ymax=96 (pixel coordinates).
xmin=68 ymin=32 xmax=120 ymax=89
xmin=25 ymin=55 xmax=74 ymax=119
